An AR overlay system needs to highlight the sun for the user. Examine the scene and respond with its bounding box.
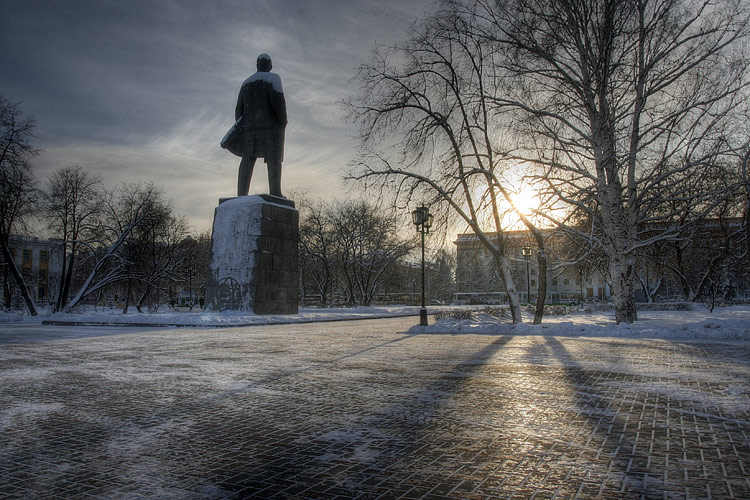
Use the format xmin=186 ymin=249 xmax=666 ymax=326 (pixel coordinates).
xmin=511 ymin=188 xmax=538 ymax=215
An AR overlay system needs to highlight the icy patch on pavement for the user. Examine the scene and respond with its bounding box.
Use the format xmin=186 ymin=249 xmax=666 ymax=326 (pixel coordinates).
xmin=600 ymin=380 xmax=750 ymax=415
xmin=0 ymin=402 xmax=64 ymax=429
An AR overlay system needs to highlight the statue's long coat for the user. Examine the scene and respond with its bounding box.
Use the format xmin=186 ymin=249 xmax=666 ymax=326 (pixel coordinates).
xmin=234 ymin=71 xmax=287 ymax=163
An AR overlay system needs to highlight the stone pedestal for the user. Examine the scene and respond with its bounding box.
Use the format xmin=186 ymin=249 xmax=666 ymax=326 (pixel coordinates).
xmin=204 ymin=194 xmax=298 ymax=314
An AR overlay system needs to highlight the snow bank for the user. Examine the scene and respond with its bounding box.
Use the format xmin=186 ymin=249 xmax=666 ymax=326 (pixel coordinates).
xmin=0 ymin=312 xmax=29 ymax=323
xmin=30 ymin=305 xmax=421 ymax=327
xmin=408 ymin=306 xmax=750 ymax=341
xmin=3 ymin=305 xmax=749 ymax=342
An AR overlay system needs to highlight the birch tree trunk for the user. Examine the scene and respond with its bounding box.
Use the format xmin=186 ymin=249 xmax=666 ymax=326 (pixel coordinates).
xmin=609 ymin=255 xmax=637 ymax=324
xmin=496 ymin=253 xmax=522 ymax=323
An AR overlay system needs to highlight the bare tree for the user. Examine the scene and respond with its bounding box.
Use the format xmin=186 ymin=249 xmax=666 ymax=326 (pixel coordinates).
xmin=134 ymin=211 xmax=187 ymax=313
xmin=452 ymin=0 xmax=750 ymax=322
xmin=637 ymin=162 xmax=745 ymax=302
xmin=737 ymin=135 xmax=750 ymax=267
xmin=107 ymin=183 xmax=185 ymax=314
xmin=429 ymin=247 xmax=457 ymax=302
xmin=299 ymin=198 xmax=336 ymax=306
xmin=330 ymin=201 xmax=415 ymax=306
xmin=299 ymin=200 xmax=414 ymax=307
xmin=64 ymin=182 xmax=181 ymax=312
xmin=42 ymin=166 xmax=103 ymax=311
xmin=63 ymin=220 xmax=144 ymax=312
xmin=177 ymin=230 xmax=211 ymax=308
xmin=348 ymin=9 xmax=552 ymax=323
xmin=0 ymin=95 xmax=38 ymax=315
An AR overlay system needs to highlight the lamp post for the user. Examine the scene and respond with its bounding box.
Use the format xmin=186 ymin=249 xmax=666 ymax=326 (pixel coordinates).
xmin=522 ymin=246 xmax=532 ymax=305
xmin=412 ymin=205 xmax=433 ymax=326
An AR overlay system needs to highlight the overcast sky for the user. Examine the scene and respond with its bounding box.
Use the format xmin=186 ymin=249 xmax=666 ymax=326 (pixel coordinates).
xmin=1 ymin=0 xmax=434 ymax=232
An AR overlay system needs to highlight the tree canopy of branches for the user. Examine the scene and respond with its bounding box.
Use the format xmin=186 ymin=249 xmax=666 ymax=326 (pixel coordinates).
xmin=43 ymin=166 xmax=103 ymax=311
xmin=105 ymin=182 xmax=187 ymax=313
xmin=348 ymin=5 xmax=553 ymax=323
xmin=299 ymin=199 xmax=415 ymax=306
xmin=350 ymin=0 xmax=749 ymax=323
xmin=472 ymin=0 xmax=748 ymax=322
xmin=299 ymin=198 xmax=336 ymax=305
xmin=63 ymin=182 xmax=186 ymax=312
xmin=178 ymin=230 xmax=211 ymax=308
xmin=0 ymin=95 xmax=39 ymax=315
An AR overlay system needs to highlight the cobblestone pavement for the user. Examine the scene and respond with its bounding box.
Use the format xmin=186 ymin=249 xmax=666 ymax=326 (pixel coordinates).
xmin=0 ymin=318 xmax=748 ymax=499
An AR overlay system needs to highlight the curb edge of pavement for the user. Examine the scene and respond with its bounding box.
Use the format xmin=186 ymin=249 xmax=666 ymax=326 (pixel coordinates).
xmin=41 ymin=312 xmax=423 ymax=328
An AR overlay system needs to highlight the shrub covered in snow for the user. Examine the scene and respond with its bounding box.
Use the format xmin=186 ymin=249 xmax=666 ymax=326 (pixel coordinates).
xmin=524 ymin=304 xmax=572 ymax=316
xmin=434 ymin=309 xmax=474 ymax=320
xmin=636 ymin=302 xmax=694 ymax=311
xmin=480 ymin=306 xmax=507 ymax=318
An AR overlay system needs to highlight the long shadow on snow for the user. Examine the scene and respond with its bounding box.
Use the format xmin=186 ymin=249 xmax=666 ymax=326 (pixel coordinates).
xmin=530 ymin=336 xmax=750 ymax=499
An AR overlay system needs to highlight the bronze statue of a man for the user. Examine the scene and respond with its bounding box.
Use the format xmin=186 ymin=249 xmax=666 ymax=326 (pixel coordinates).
xmin=223 ymin=53 xmax=287 ymax=197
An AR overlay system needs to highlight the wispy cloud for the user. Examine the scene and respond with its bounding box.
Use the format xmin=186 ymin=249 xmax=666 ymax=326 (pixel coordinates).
xmin=1 ymin=0 xmax=434 ymax=231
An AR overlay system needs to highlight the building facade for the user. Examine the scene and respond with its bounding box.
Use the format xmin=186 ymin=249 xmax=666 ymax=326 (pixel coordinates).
xmin=1 ymin=236 xmax=63 ymax=309
xmin=454 ymin=230 xmax=610 ymax=304
xmin=454 ymin=218 xmax=747 ymax=304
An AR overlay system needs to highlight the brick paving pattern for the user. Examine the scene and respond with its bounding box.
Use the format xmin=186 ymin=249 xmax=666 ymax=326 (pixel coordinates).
xmin=0 ymin=317 xmax=748 ymax=499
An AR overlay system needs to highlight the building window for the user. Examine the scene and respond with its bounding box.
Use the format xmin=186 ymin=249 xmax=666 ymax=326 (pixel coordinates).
xmin=531 ymin=279 xmax=536 ymax=286
xmin=39 ymin=250 xmax=48 ymax=265
xmin=564 ymin=278 xmax=570 ymax=286
xmin=22 ymin=249 xmax=32 ymax=272
xmin=531 ymin=268 xmax=536 ymax=276
xmin=552 ymin=278 xmax=558 ymax=286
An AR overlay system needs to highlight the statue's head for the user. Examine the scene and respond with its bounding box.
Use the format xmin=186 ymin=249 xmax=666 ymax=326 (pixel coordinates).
xmin=257 ymin=53 xmax=272 ymax=72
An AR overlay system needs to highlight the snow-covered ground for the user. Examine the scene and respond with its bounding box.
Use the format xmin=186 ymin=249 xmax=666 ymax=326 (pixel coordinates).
xmin=411 ymin=304 xmax=750 ymax=341
xmin=1 ymin=304 xmax=749 ymax=342
xmin=0 ymin=305 xmax=421 ymax=327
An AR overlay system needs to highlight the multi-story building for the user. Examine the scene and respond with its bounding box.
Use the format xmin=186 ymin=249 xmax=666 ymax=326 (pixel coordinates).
xmin=1 ymin=236 xmax=63 ymax=308
xmin=454 ymin=217 xmax=747 ymax=304
xmin=454 ymin=229 xmax=609 ymax=304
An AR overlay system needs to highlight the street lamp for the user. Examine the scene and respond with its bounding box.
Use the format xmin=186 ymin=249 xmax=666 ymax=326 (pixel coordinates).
xmin=412 ymin=206 xmax=433 ymax=326
xmin=522 ymin=246 xmax=532 ymax=305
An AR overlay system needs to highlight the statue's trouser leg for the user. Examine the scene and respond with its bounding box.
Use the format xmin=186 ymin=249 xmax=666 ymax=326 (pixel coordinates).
xmin=268 ymin=160 xmax=282 ymax=197
xmin=238 ymin=157 xmax=256 ymax=196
